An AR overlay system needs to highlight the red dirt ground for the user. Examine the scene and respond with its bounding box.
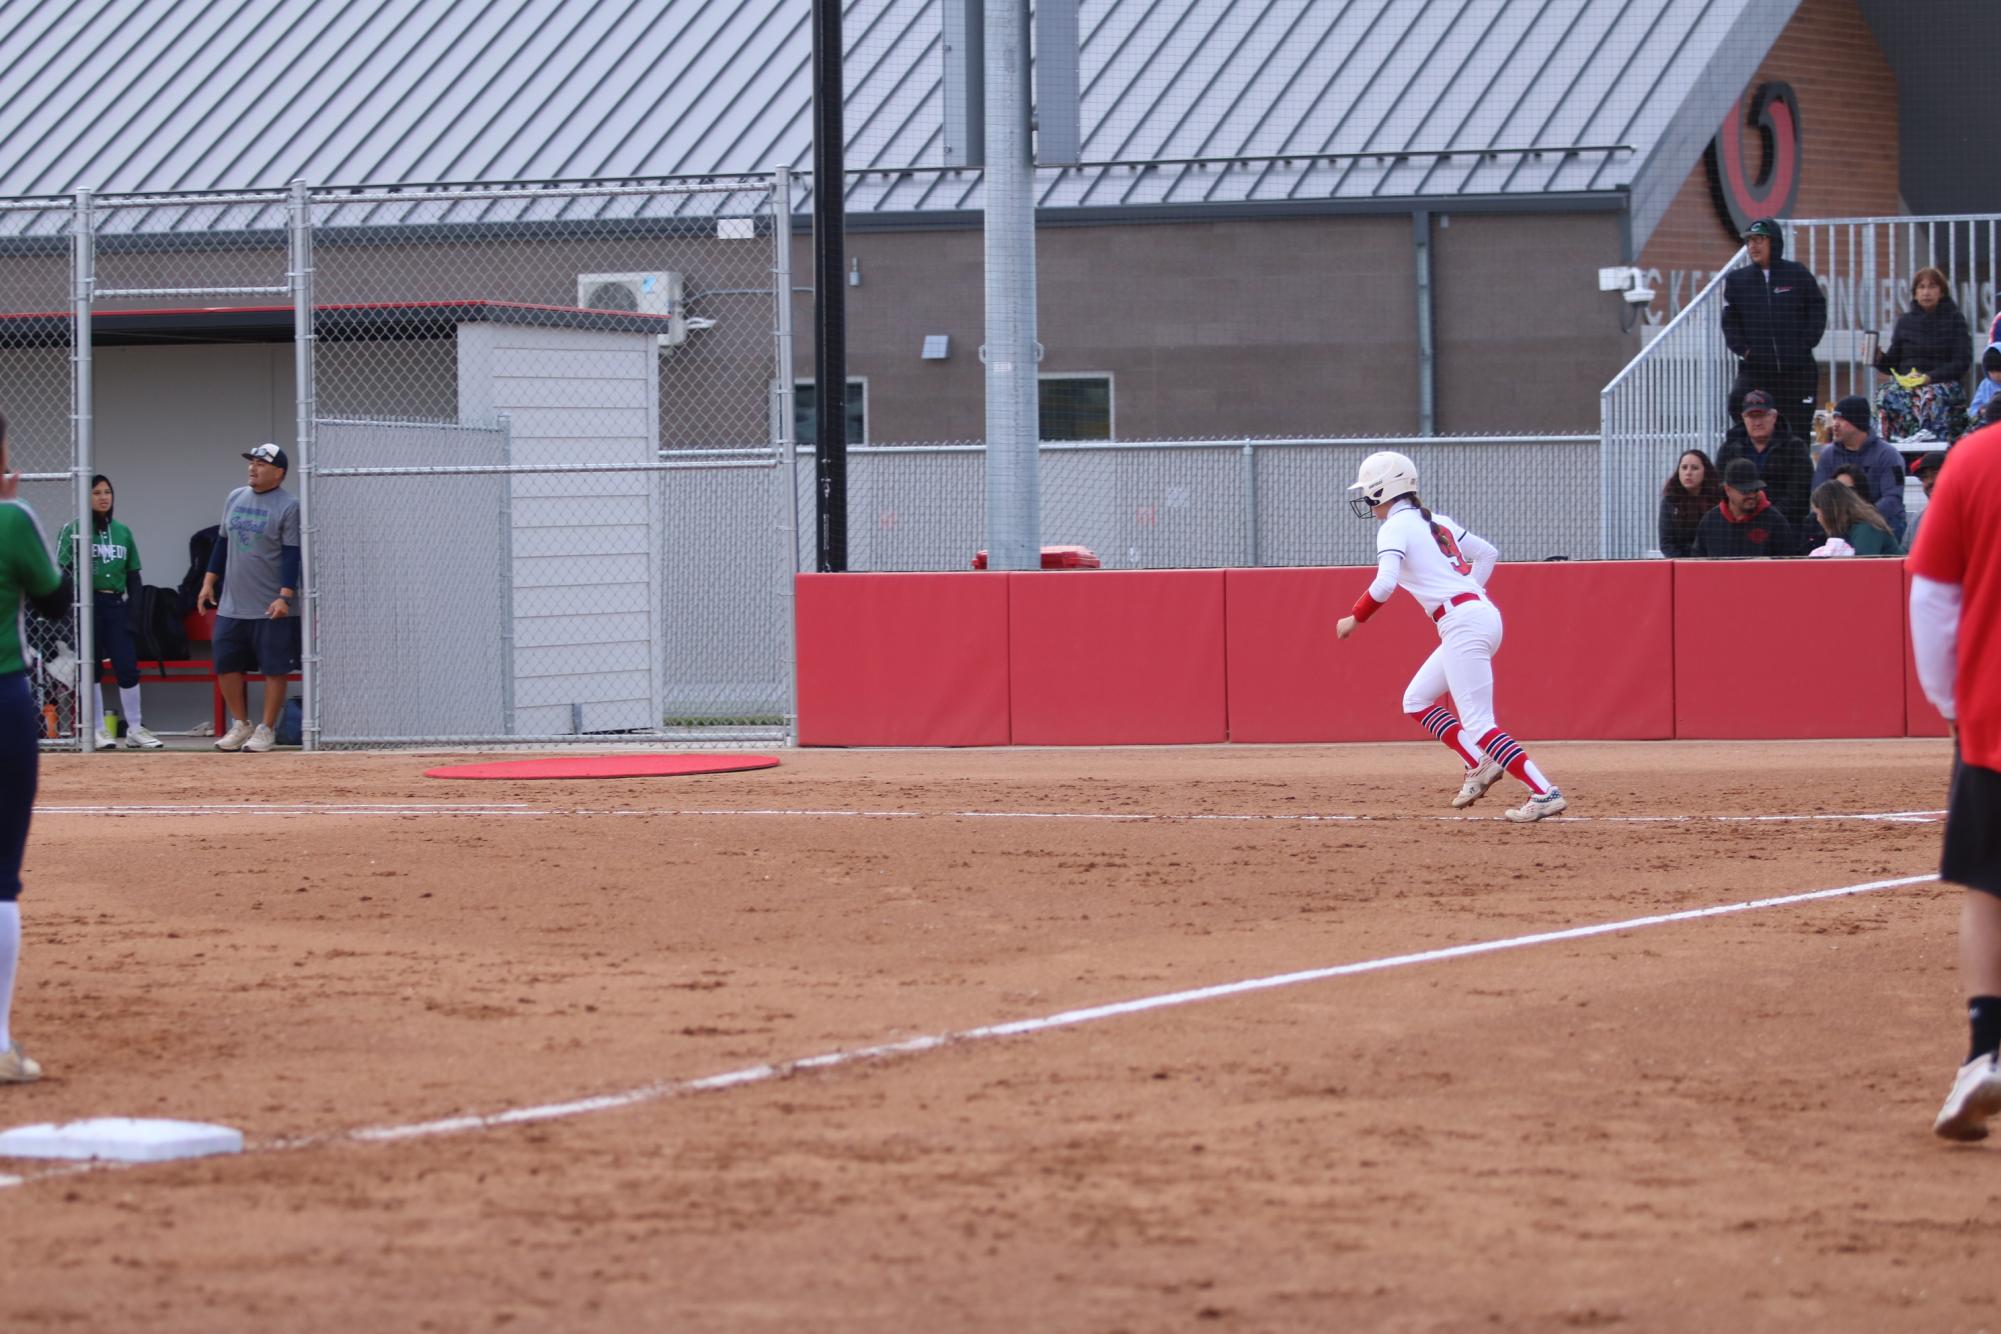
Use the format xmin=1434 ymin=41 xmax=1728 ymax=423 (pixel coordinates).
xmin=0 ymin=740 xmax=1984 ymax=1332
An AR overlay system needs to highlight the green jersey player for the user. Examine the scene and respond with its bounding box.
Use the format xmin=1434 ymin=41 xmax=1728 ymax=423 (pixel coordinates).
xmin=0 ymin=412 xmax=74 ymax=1083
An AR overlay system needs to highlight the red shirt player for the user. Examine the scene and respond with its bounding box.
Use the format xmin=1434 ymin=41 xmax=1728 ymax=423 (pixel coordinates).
xmin=1909 ymin=423 xmax=2001 ymax=1139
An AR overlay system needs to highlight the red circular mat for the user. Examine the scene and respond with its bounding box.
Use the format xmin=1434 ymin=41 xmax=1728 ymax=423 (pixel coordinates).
xmin=423 ymin=754 xmax=781 ymax=781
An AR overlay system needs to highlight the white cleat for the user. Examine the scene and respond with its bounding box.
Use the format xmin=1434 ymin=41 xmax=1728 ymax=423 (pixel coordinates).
xmin=1452 ymin=758 xmax=1505 ymax=810
xmin=214 ymin=720 xmax=255 ymax=752
xmin=1504 ymin=788 xmax=1568 ymax=823
xmin=0 ymin=1042 xmax=41 ymax=1084
xmin=123 ymin=725 xmax=164 ymax=750
xmin=242 ymin=724 xmax=277 ymax=753
xmin=1935 ymin=1055 xmax=2001 ymax=1141
xmin=92 ymin=730 xmax=117 ymax=750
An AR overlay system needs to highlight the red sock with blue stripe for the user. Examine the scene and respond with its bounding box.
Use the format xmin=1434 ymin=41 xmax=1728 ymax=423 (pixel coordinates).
xmin=1476 ymin=728 xmax=1552 ymax=795
xmin=1409 ymin=706 xmax=1485 ymax=770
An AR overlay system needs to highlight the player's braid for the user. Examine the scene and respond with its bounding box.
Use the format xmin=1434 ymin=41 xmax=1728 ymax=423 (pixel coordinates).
xmin=1413 ymin=495 xmax=1453 ymax=558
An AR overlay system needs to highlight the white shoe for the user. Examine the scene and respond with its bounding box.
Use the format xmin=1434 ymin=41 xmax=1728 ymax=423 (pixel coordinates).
xmin=1504 ymin=788 xmax=1568 ymax=823
xmin=92 ymin=729 xmax=116 ymax=749
xmin=123 ymin=725 xmax=164 ymax=750
xmin=0 ymin=1042 xmax=41 ymax=1084
xmin=215 ymin=720 xmax=255 ymax=751
xmin=1935 ymin=1054 xmax=2001 ymax=1141
xmin=1452 ymin=758 xmax=1505 ymax=810
xmin=243 ymin=724 xmax=277 ymax=753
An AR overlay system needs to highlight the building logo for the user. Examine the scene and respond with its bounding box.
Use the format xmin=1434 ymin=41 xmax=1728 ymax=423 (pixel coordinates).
xmin=1708 ymin=81 xmax=1802 ymax=235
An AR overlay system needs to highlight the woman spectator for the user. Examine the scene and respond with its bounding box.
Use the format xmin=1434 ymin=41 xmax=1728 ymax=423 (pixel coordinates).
xmin=1874 ymin=267 xmax=1972 ymax=442
xmin=53 ymin=475 xmax=162 ymax=749
xmin=1657 ymin=449 xmax=1721 ymax=557
xmin=1808 ymin=478 xmax=1899 ymax=557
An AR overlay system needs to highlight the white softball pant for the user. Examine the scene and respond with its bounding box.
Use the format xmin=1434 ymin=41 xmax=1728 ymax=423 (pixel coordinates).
xmin=1400 ymin=598 xmax=1504 ymax=739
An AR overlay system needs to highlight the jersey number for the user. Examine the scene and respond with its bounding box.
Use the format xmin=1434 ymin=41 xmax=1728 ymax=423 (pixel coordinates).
xmin=1432 ymin=525 xmax=1472 ymax=576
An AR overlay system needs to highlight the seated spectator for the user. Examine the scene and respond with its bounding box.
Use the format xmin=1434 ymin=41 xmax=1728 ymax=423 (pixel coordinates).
xmin=1967 ymin=342 xmax=2001 ymax=424
xmin=1812 ymin=395 xmax=1908 ymax=543
xmin=1716 ymin=388 xmax=1814 ymax=537
xmin=1874 ymin=266 xmax=1971 ymax=442
xmin=1831 ymin=463 xmax=1871 ymax=494
xmin=1657 ymin=449 xmax=1720 ymax=557
xmin=1808 ymin=479 xmax=1899 ymax=556
xmin=1692 ymin=457 xmax=1795 ymax=558
xmin=1905 ymin=449 xmax=1949 ymax=549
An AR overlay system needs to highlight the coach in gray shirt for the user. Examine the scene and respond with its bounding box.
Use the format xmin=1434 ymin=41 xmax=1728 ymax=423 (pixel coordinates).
xmin=197 ymin=443 xmax=301 ymax=753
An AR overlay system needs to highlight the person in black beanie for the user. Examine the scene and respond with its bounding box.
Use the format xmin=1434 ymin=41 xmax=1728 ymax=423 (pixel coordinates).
xmin=1813 ymin=394 xmax=1909 ymax=544
xmin=1721 ymin=219 xmax=1826 ymax=441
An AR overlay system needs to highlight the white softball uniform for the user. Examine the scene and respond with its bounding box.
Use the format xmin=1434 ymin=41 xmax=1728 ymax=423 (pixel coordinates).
xmin=1364 ymin=501 xmax=1506 ymax=737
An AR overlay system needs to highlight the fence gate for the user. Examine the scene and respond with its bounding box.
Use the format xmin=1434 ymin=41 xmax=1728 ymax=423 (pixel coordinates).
xmin=304 ymin=176 xmax=795 ymax=747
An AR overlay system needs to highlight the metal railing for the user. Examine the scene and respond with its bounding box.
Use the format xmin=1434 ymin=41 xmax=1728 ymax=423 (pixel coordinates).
xmin=1602 ymin=212 xmax=2001 ymax=557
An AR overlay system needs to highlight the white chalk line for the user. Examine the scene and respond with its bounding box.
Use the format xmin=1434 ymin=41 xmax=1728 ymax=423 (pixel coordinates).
xmin=0 ymin=867 xmax=1942 ymax=1190
xmin=33 ymin=801 xmax=1948 ymax=825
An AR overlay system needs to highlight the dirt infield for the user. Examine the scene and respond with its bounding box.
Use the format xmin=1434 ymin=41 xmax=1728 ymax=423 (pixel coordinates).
xmin=0 ymin=740 xmax=1985 ymax=1332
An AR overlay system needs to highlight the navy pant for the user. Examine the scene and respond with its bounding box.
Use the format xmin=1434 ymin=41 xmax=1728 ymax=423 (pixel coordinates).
xmin=95 ymin=592 xmax=139 ymax=689
xmin=0 ymin=672 xmax=38 ymax=902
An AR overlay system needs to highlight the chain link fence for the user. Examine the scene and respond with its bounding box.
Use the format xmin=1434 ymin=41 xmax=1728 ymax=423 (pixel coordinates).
xmin=305 ymin=177 xmax=794 ymax=746
xmin=801 ymin=435 xmax=1597 ymax=573
xmin=15 ymin=170 xmax=1983 ymax=749
xmin=0 ymin=198 xmax=81 ymax=748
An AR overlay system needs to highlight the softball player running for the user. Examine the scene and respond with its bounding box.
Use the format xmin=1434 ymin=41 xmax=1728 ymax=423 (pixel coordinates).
xmin=1335 ymin=451 xmax=1566 ymax=823
xmin=0 ymin=413 xmax=69 ymax=1082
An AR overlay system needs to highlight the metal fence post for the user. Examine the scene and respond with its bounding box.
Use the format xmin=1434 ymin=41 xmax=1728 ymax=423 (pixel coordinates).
xmin=1240 ymin=439 xmax=1258 ymax=567
xmin=70 ymin=189 xmax=95 ymax=750
xmin=290 ymin=179 xmax=319 ymax=751
xmin=772 ymin=168 xmax=800 ymax=742
xmin=983 ymin=0 xmax=1041 ymax=571
xmin=497 ymin=412 xmax=515 ymax=736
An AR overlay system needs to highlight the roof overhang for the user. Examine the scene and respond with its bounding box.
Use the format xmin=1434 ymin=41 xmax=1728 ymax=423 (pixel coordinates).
xmin=0 ymin=299 xmax=676 ymax=347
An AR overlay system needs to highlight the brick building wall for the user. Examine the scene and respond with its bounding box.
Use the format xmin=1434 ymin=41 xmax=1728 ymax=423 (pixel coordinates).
xmin=1637 ymin=0 xmax=1902 ymax=323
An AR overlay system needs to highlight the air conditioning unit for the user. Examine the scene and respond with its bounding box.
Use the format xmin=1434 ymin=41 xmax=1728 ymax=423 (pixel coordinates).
xmin=577 ymin=271 xmax=687 ymax=346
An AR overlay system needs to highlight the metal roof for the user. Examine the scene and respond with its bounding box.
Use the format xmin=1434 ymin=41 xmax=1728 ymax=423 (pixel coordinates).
xmin=0 ymin=0 xmax=1792 ymax=244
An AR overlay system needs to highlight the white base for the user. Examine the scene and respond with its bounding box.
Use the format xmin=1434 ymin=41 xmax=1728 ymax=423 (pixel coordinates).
xmin=0 ymin=1117 xmax=244 ymax=1163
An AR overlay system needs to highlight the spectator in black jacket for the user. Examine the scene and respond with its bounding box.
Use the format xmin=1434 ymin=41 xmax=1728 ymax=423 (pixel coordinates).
xmin=1874 ymin=266 xmax=1972 ymax=442
xmin=1657 ymin=449 xmax=1721 ymax=557
xmin=1716 ymin=388 xmax=1815 ymax=549
xmin=1693 ymin=457 xmax=1796 ymax=558
xmin=1813 ymin=395 xmax=1909 ymax=544
xmin=1721 ymin=219 xmax=1827 ymax=441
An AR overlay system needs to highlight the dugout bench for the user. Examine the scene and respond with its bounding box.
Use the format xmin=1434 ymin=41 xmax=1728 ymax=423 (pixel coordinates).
xmin=99 ymin=611 xmax=299 ymax=737
xmin=99 ymin=659 xmax=302 ymax=736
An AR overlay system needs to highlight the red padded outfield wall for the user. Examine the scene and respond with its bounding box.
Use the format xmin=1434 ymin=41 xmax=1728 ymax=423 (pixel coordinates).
xmin=1673 ymin=559 xmax=1907 ymax=739
xmin=1009 ymin=570 xmax=1228 ymax=745
xmin=794 ymin=573 xmax=1009 ymax=746
xmin=1225 ymin=562 xmax=1675 ymax=742
xmin=796 ymin=560 xmax=1932 ymax=746
xmin=1903 ymin=567 xmax=1952 ymax=738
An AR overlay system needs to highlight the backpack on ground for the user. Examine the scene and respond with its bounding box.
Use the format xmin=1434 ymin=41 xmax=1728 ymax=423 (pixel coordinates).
xmin=277 ymin=696 xmax=303 ymax=746
xmin=135 ymin=585 xmax=191 ymax=667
